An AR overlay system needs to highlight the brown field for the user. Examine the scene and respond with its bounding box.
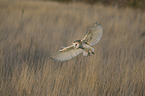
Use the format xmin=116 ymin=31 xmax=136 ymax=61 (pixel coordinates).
xmin=0 ymin=1 xmax=145 ymax=96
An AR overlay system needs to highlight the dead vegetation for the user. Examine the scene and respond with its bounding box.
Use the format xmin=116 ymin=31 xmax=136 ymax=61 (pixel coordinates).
xmin=0 ymin=1 xmax=145 ymax=96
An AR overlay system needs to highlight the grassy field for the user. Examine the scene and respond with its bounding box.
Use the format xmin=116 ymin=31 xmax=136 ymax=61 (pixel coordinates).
xmin=0 ymin=1 xmax=145 ymax=96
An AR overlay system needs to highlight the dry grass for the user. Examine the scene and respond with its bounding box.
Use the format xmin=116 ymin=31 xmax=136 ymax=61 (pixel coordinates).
xmin=0 ymin=1 xmax=145 ymax=96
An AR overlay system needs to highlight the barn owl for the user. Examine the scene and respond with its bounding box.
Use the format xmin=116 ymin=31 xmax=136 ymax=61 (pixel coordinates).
xmin=51 ymin=22 xmax=103 ymax=61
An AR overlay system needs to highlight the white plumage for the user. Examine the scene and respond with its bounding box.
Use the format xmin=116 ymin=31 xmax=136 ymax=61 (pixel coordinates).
xmin=51 ymin=22 xmax=103 ymax=61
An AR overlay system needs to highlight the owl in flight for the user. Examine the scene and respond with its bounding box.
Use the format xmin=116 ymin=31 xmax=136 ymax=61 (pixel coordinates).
xmin=51 ymin=22 xmax=103 ymax=61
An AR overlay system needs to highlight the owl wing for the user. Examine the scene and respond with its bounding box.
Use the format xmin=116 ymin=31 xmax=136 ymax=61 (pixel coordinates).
xmin=82 ymin=22 xmax=103 ymax=46
xmin=51 ymin=45 xmax=83 ymax=61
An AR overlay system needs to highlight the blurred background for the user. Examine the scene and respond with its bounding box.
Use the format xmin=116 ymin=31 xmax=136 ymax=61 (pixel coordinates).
xmin=0 ymin=0 xmax=145 ymax=96
xmin=51 ymin=0 xmax=145 ymax=9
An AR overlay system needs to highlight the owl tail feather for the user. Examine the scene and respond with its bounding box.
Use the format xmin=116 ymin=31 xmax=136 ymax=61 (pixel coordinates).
xmin=83 ymin=51 xmax=88 ymax=56
xmin=83 ymin=50 xmax=94 ymax=56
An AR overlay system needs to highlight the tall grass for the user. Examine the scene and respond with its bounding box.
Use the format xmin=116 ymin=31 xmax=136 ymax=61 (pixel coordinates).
xmin=0 ymin=1 xmax=145 ymax=96
xmin=49 ymin=0 xmax=145 ymax=9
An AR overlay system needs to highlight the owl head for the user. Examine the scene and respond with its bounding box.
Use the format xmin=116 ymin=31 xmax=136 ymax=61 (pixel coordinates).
xmin=73 ymin=40 xmax=81 ymax=48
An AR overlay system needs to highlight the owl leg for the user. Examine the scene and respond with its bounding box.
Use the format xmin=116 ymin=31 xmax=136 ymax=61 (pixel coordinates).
xmin=91 ymin=47 xmax=94 ymax=54
xmin=88 ymin=50 xmax=94 ymax=55
xmin=88 ymin=51 xmax=91 ymax=56
xmin=83 ymin=50 xmax=91 ymax=56
xmin=92 ymin=51 xmax=94 ymax=54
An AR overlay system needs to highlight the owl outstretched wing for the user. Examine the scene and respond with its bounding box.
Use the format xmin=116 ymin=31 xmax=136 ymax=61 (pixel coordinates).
xmin=51 ymin=45 xmax=83 ymax=61
xmin=82 ymin=22 xmax=103 ymax=46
